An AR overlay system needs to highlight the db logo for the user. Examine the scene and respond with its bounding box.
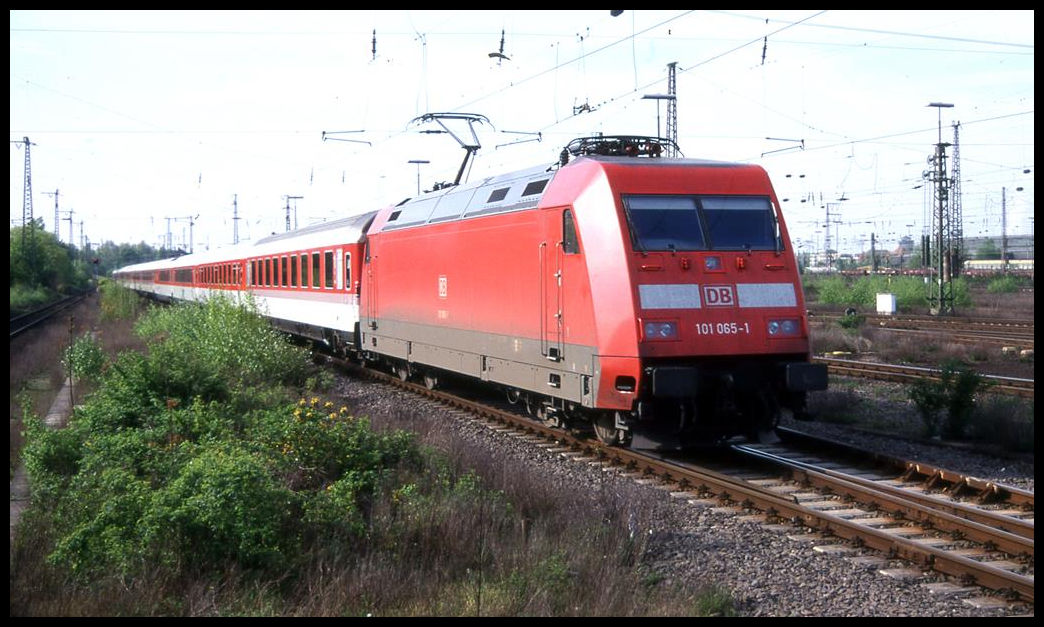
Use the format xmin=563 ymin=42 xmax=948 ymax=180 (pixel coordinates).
xmin=702 ymin=284 xmax=735 ymax=307
xmin=438 ymin=275 xmax=448 ymax=299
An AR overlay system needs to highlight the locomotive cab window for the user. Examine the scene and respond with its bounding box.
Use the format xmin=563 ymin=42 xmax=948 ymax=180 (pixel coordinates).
xmin=701 ymin=196 xmax=778 ymax=250
xmin=622 ymin=194 xmax=778 ymax=252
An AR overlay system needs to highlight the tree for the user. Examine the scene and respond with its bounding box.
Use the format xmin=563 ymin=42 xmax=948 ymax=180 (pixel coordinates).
xmin=975 ymin=238 xmax=1000 ymax=260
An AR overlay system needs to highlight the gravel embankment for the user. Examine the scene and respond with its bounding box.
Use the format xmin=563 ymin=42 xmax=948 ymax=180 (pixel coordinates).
xmin=335 ymin=373 xmax=1034 ymax=617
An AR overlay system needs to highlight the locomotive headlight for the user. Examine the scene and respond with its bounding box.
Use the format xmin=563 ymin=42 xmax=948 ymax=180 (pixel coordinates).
xmin=643 ymin=320 xmax=679 ymax=341
xmin=767 ymin=318 xmax=800 ymax=337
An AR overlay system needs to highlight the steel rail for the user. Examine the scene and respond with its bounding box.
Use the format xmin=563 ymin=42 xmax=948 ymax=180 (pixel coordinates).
xmin=733 ymin=443 xmax=1034 ymax=552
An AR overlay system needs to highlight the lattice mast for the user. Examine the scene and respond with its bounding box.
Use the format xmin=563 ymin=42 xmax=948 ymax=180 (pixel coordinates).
xmin=924 ymin=104 xmax=955 ymax=315
xmin=949 ymin=122 xmax=964 ymax=276
xmin=665 ymin=62 xmax=678 ymax=157
xmin=12 ymin=137 xmax=35 ymax=246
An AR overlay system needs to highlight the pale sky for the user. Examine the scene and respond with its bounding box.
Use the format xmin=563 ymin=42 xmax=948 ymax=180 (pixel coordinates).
xmin=10 ymin=10 xmax=1034 ymax=256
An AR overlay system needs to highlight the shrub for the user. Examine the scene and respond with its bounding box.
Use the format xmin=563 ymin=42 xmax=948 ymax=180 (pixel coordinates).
xmin=145 ymin=443 xmax=296 ymax=571
xmin=133 ymin=294 xmax=313 ymax=404
xmin=908 ymin=379 xmax=947 ymax=438
xmin=98 ymin=278 xmax=145 ymax=320
xmin=938 ymin=360 xmax=988 ymax=440
xmin=907 ymin=360 xmax=986 ymax=439
xmin=63 ymin=332 xmax=106 ymax=383
xmin=985 ymin=275 xmax=1021 ymax=294
xmin=804 ymin=274 xmax=972 ymax=311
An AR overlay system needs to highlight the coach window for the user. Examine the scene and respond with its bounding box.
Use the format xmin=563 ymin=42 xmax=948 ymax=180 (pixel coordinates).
xmin=344 ymin=252 xmax=352 ymax=291
xmin=562 ymin=209 xmax=580 ymax=254
xmin=267 ymin=258 xmax=274 ymax=287
xmin=300 ymin=253 xmax=309 ymax=288
xmin=324 ymin=251 xmax=334 ymax=289
xmin=311 ymin=252 xmax=321 ymax=288
xmin=275 ymin=257 xmax=282 ymax=288
xmin=281 ymin=255 xmax=289 ymax=287
xmin=290 ymin=255 xmax=298 ymax=288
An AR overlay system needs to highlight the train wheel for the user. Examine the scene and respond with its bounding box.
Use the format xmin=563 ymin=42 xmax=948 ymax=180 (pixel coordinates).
xmin=592 ymin=413 xmax=620 ymax=446
xmin=396 ymin=364 xmax=410 ymax=381
xmin=423 ymin=372 xmax=439 ymax=390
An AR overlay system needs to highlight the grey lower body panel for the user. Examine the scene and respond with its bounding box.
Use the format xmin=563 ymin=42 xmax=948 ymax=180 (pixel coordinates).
xmin=362 ymin=318 xmax=597 ymax=407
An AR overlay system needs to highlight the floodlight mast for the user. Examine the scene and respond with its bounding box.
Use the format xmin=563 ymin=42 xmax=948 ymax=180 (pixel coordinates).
xmin=409 ymin=113 xmax=492 ymax=187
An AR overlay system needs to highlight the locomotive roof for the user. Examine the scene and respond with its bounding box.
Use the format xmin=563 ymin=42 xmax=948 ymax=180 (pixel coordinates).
xmin=374 ymin=154 xmax=762 ymax=233
xmin=377 ymin=163 xmax=557 ymax=232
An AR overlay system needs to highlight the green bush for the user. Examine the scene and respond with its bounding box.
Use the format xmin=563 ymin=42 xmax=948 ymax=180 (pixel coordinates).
xmin=938 ymin=361 xmax=988 ymax=439
xmin=145 ymin=443 xmax=295 ymax=571
xmin=907 ymin=360 xmax=986 ymax=439
xmin=805 ymin=274 xmax=972 ymax=311
xmin=985 ymin=275 xmax=1021 ymax=294
xmin=98 ymin=278 xmax=145 ymax=320
xmin=134 ymin=293 xmax=312 ymax=404
xmin=9 ymin=282 xmax=53 ymax=315
xmin=63 ymin=332 xmax=106 ymax=383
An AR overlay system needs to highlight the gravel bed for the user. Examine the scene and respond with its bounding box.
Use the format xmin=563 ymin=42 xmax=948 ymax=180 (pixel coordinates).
xmin=334 ymin=372 xmax=1034 ymax=617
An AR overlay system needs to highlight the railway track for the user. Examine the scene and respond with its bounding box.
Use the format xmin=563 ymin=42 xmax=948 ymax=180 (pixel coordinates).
xmin=9 ymin=292 xmax=89 ymax=339
xmin=336 ymin=357 xmax=1034 ymax=606
xmin=810 ymin=313 xmax=1034 ymax=349
xmin=810 ymin=312 xmax=1034 ymax=333
xmin=813 ymin=356 xmax=1034 ymax=399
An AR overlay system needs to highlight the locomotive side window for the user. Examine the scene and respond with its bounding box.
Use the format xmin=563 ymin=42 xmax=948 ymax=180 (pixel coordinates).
xmin=344 ymin=252 xmax=352 ymax=290
xmin=324 ymin=251 xmax=334 ymax=289
xmin=700 ymin=196 xmax=778 ymax=250
xmin=562 ymin=209 xmax=580 ymax=255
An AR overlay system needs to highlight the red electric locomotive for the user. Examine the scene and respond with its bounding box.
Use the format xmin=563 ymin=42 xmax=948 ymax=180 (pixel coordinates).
xmin=360 ymin=135 xmax=826 ymax=449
